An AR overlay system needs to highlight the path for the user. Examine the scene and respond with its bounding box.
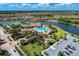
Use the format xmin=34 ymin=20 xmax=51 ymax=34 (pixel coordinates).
xmin=0 ymin=26 xmax=19 ymax=56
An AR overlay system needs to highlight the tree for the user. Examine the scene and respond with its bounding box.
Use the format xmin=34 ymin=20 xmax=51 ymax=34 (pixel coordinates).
xmin=0 ymin=39 xmax=5 ymax=45
xmin=0 ymin=49 xmax=10 ymax=56
xmin=58 ymin=51 xmax=64 ymax=56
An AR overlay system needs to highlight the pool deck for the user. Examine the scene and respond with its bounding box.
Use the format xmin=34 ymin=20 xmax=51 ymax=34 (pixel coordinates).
xmin=34 ymin=26 xmax=51 ymax=34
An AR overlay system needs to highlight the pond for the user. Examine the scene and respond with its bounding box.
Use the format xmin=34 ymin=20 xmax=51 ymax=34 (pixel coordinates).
xmin=0 ymin=20 xmax=24 ymax=25
xmin=0 ymin=19 xmax=79 ymax=35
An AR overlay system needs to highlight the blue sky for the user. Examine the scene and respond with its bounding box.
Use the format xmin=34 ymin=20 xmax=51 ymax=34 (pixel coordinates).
xmin=0 ymin=3 xmax=79 ymax=11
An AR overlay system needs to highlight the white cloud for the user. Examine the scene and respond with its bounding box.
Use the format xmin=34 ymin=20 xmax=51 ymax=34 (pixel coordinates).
xmin=9 ymin=3 xmax=51 ymax=8
xmin=21 ymin=3 xmax=31 ymax=6
xmin=0 ymin=3 xmax=74 ymax=9
xmin=54 ymin=3 xmax=73 ymax=8
xmin=9 ymin=3 xmax=30 ymax=8
xmin=34 ymin=3 xmax=50 ymax=8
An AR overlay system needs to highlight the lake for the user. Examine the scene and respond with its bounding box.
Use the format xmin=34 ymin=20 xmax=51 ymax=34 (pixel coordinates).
xmin=0 ymin=19 xmax=79 ymax=35
xmin=37 ymin=20 xmax=79 ymax=35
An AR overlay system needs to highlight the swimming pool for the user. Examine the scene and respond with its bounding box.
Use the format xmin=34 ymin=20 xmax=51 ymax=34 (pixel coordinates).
xmin=34 ymin=27 xmax=49 ymax=33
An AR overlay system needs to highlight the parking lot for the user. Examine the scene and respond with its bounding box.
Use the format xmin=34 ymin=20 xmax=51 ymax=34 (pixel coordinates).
xmin=45 ymin=35 xmax=79 ymax=56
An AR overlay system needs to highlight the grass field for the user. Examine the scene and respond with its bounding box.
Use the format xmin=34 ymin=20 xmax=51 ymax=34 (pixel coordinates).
xmin=48 ymin=20 xmax=59 ymax=22
xmin=48 ymin=25 xmax=68 ymax=41
xmin=12 ymin=22 xmax=21 ymax=25
xmin=53 ymin=25 xmax=68 ymax=40
xmin=21 ymin=42 xmax=44 ymax=56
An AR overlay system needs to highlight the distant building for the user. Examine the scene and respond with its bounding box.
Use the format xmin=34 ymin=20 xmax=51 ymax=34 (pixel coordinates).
xmin=35 ymin=22 xmax=43 ymax=28
xmin=21 ymin=22 xmax=43 ymax=32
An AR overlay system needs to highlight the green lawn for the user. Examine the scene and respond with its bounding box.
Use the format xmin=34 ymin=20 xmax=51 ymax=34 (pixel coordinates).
xmin=53 ymin=26 xmax=68 ymax=41
xmin=0 ymin=20 xmax=6 ymax=22
xmin=12 ymin=22 xmax=21 ymax=25
xmin=48 ymin=20 xmax=59 ymax=22
xmin=48 ymin=25 xmax=68 ymax=41
xmin=55 ymin=29 xmax=66 ymax=41
xmin=21 ymin=42 xmax=44 ymax=56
